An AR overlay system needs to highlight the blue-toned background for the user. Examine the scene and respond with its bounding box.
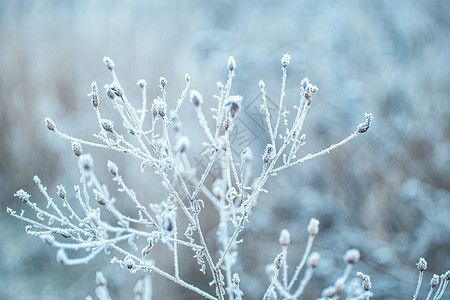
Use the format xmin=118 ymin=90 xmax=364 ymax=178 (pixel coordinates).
xmin=1 ymin=1 xmax=449 ymax=299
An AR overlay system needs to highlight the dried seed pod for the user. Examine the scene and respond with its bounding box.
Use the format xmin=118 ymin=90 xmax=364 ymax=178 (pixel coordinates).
xmin=190 ymin=90 xmax=203 ymax=106
xmin=263 ymin=144 xmax=274 ymax=164
xmin=281 ymin=53 xmax=291 ymax=67
xmin=107 ymin=160 xmax=118 ymax=176
xmin=416 ymin=257 xmax=427 ymax=271
xmin=344 ymin=249 xmax=360 ymax=265
xmin=279 ymin=229 xmax=290 ymax=246
xmin=45 ymin=117 xmax=56 ymax=131
xmin=307 ymin=218 xmax=320 ymax=236
xmin=14 ymin=189 xmax=30 ymax=203
xmin=308 ymin=252 xmax=320 ymax=268
xmin=103 ymin=56 xmax=115 ymax=70
xmin=57 ymin=185 xmax=66 ymax=199
xmin=101 ymin=119 xmax=114 ymax=133
xmin=227 ymin=56 xmax=236 ymax=71
xmin=71 ymin=141 xmax=83 ymax=157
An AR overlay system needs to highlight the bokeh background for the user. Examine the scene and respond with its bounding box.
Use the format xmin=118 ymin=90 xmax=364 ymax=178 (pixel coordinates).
xmin=1 ymin=0 xmax=449 ymax=299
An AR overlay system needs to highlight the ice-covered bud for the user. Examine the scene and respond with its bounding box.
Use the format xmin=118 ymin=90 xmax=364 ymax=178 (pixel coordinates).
xmin=344 ymin=249 xmax=360 ymax=265
xmin=308 ymin=252 xmax=320 ymax=268
xmin=357 ymin=113 xmax=373 ymax=133
xmin=307 ymin=218 xmax=320 ymax=236
xmin=40 ymin=234 xmax=55 ymax=245
xmin=445 ymin=270 xmax=450 ymax=280
xmin=322 ymin=286 xmax=337 ymax=298
xmin=137 ymin=79 xmax=147 ymax=88
xmin=101 ymin=119 xmax=114 ymax=133
xmin=14 ymin=189 xmax=30 ymax=203
xmin=60 ymin=231 xmax=71 ymax=238
xmin=430 ymin=274 xmax=440 ymax=288
xmin=176 ymin=136 xmax=190 ymax=153
xmin=126 ymin=257 xmax=135 ymax=269
xmin=274 ymin=253 xmax=283 ymax=270
xmin=160 ymin=76 xmax=167 ymax=88
xmin=225 ymin=95 xmax=242 ymax=118
xmin=79 ymin=153 xmax=94 ymax=171
xmin=416 ymin=257 xmax=427 ymax=271
xmin=281 ymin=53 xmax=291 ymax=67
xmin=45 ymin=117 xmax=56 ymax=131
xmin=279 ymin=229 xmax=290 ymax=246
xmin=190 ymin=90 xmax=203 ymax=106
xmin=104 ymin=83 xmax=122 ymax=99
xmin=263 ymin=144 xmax=274 ymax=164
xmin=103 ymin=56 xmax=115 ymax=70
xmin=89 ymin=81 xmax=99 ymax=107
xmin=107 ymin=160 xmax=118 ymax=176
xmin=56 ymin=248 xmax=68 ymax=264
xmin=259 ymin=80 xmax=265 ymax=89
xmin=185 ymin=73 xmax=190 ymax=82
xmin=94 ymin=190 xmax=106 ymax=205
xmin=301 ymin=78 xmax=318 ymax=106
xmin=217 ymin=81 xmax=224 ymax=91
xmin=56 ymin=185 xmax=66 ymax=199
xmin=227 ymin=56 xmax=236 ymax=71
xmin=232 ymin=273 xmax=240 ymax=286
xmin=357 ymin=272 xmax=372 ymax=291
xmin=154 ymin=99 xmax=166 ymax=117
xmin=71 ymin=141 xmax=83 ymax=157
xmin=96 ymin=271 xmax=107 ymax=286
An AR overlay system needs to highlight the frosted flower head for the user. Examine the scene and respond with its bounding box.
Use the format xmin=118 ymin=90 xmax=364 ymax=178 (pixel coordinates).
xmin=89 ymin=82 xmax=99 ymax=107
xmin=101 ymin=119 xmax=114 ymax=133
xmin=232 ymin=273 xmax=240 ymax=286
xmin=104 ymin=83 xmax=122 ymax=99
xmin=107 ymin=160 xmax=119 ymax=176
xmin=190 ymin=90 xmax=203 ymax=106
xmin=344 ymin=248 xmax=360 ymax=265
xmin=79 ymin=153 xmax=94 ymax=172
xmin=56 ymin=185 xmax=66 ymax=199
xmin=227 ymin=56 xmax=236 ymax=71
xmin=357 ymin=113 xmax=374 ymax=133
xmin=279 ymin=229 xmax=290 ymax=246
xmin=430 ymin=274 xmax=440 ymax=287
xmin=71 ymin=141 xmax=83 ymax=157
xmin=103 ymin=56 xmax=115 ymax=70
xmin=224 ymin=95 xmax=243 ymax=118
xmin=136 ymin=79 xmax=147 ymax=88
xmin=263 ymin=144 xmax=274 ymax=164
xmin=357 ymin=272 xmax=372 ymax=291
xmin=281 ymin=53 xmax=291 ymax=67
xmin=301 ymin=78 xmax=318 ymax=106
xmin=307 ymin=218 xmax=320 ymax=236
xmin=160 ymin=77 xmax=167 ymax=88
xmin=126 ymin=257 xmax=135 ymax=269
xmin=416 ymin=257 xmax=427 ymax=271
xmin=14 ymin=189 xmax=30 ymax=203
xmin=259 ymin=80 xmax=265 ymax=89
xmin=44 ymin=117 xmax=56 ymax=131
xmin=308 ymin=251 xmax=320 ymax=268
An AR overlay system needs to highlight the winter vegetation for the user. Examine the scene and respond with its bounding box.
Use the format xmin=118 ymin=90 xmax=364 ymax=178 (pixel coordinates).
xmin=1 ymin=1 xmax=449 ymax=299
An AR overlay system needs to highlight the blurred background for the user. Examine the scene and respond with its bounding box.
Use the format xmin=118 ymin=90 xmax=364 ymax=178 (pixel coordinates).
xmin=1 ymin=0 xmax=449 ymax=299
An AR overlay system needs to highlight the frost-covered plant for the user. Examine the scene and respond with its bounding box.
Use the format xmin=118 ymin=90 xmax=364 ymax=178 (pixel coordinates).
xmin=8 ymin=55 xmax=374 ymax=299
